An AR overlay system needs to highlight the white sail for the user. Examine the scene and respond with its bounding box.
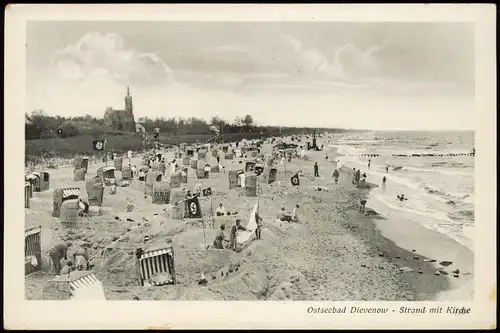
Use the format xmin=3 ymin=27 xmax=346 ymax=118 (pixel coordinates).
xmin=236 ymin=201 xmax=259 ymax=244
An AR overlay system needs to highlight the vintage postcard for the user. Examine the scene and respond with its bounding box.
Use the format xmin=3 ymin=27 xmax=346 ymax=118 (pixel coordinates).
xmin=4 ymin=4 xmax=496 ymax=330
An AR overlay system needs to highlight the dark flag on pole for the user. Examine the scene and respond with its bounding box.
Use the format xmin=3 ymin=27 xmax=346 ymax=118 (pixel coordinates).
xmin=93 ymin=139 xmax=105 ymax=151
xmin=290 ymin=173 xmax=300 ymax=186
xmin=186 ymin=196 xmax=202 ymax=218
xmin=202 ymin=187 xmax=212 ymax=197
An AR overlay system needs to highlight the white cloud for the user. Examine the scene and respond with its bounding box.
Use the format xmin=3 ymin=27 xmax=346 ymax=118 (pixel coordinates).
xmin=52 ymin=31 xmax=174 ymax=86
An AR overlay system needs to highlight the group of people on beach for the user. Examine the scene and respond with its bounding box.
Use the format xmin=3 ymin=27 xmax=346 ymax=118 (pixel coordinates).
xmin=48 ymin=241 xmax=90 ymax=276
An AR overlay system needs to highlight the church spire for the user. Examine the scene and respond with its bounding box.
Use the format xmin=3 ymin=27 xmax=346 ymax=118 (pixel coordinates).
xmin=127 ymin=85 xmax=130 ymax=96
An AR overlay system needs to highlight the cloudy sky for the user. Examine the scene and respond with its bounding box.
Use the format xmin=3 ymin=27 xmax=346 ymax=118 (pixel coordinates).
xmin=26 ymin=21 xmax=475 ymax=130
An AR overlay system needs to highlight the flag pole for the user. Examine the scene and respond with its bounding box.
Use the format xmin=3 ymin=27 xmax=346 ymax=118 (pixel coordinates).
xmin=104 ymin=138 xmax=108 ymax=167
xmin=210 ymin=195 xmax=215 ymax=230
xmin=200 ymin=203 xmax=207 ymax=249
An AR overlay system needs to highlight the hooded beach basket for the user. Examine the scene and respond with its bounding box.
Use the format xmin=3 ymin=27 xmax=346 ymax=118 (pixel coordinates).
xmin=159 ymin=162 xmax=166 ymax=175
xmin=25 ymin=225 xmax=42 ymax=275
xmin=245 ymin=174 xmax=257 ymax=197
xmin=122 ymin=166 xmax=132 ymax=180
xmin=152 ymin=182 xmax=171 ymax=204
xmin=60 ymin=198 xmax=79 ymax=228
xmin=53 ymin=188 xmax=80 ymax=218
xmin=190 ymin=159 xmax=198 ymax=169
xmin=228 ymin=170 xmax=238 ymax=189
xmin=198 ymin=150 xmax=207 ymax=160
xmin=245 ymin=161 xmax=256 ymax=172
xmin=268 ymin=168 xmax=277 ymax=184
xmin=181 ymin=168 xmax=188 ymax=183
xmin=170 ymin=188 xmax=185 ymax=220
xmin=170 ymin=172 xmax=182 ymax=189
xmin=24 ymin=182 xmax=31 ymax=208
xmin=88 ymin=183 xmax=104 ymax=206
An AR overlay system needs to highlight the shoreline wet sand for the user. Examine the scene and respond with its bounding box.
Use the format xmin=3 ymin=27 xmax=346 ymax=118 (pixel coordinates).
xmin=25 ymin=140 xmax=469 ymax=301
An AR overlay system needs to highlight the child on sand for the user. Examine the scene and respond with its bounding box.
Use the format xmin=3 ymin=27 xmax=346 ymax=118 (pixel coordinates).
xmin=60 ymin=261 xmax=73 ymax=275
xmin=213 ymin=224 xmax=228 ymax=249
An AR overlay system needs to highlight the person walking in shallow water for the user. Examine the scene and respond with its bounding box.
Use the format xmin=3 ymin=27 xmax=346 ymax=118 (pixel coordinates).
xmin=332 ymin=169 xmax=339 ymax=184
xmin=368 ymin=159 xmax=371 ymax=169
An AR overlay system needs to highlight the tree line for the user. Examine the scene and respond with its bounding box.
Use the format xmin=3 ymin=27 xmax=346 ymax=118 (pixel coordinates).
xmin=25 ymin=109 xmax=347 ymax=141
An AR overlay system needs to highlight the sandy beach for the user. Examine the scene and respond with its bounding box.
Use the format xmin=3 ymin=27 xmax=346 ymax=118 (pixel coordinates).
xmin=25 ymin=139 xmax=473 ymax=301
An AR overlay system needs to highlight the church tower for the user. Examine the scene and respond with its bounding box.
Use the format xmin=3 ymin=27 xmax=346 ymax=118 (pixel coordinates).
xmin=124 ymin=86 xmax=136 ymax=132
xmin=125 ymin=86 xmax=133 ymax=113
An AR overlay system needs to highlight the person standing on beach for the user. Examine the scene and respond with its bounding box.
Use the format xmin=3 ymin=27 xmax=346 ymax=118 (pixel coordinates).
xmin=291 ymin=205 xmax=299 ymax=222
xmin=352 ymin=168 xmax=357 ymax=184
xmin=49 ymin=241 xmax=72 ymax=275
xmin=314 ymin=162 xmax=319 ymax=177
xmin=382 ymin=176 xmax=387 ymax=191
xmin=255 ymin=213 xmax=264 ymax=239
xmin=356 ymin=169 xmax=361 ymax=185
xmin=332 ymin=169 xmax=340 ymax=184
xmin=359 ymin=198 xmax=367 ymax=214
xmin=228 ymin=219 xmax=248 ymax=251
xmin=385 ymin=165 xmax=389 ymax=173
xmin=368 ymin=160 xmax=371 ymax=169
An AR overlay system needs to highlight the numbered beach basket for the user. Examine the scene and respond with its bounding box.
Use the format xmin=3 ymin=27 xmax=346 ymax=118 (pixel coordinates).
xmin=152 ymin=182 xmax=171 ymax=204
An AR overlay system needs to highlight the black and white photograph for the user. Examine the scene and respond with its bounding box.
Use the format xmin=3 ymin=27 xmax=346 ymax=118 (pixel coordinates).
xmin=5 ymin=4 xmax=496 ymax=330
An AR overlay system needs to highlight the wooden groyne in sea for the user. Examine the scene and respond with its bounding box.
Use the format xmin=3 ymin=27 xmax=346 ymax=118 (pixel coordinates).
xmin=343 ymin=152 xmax=475 ymax=158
